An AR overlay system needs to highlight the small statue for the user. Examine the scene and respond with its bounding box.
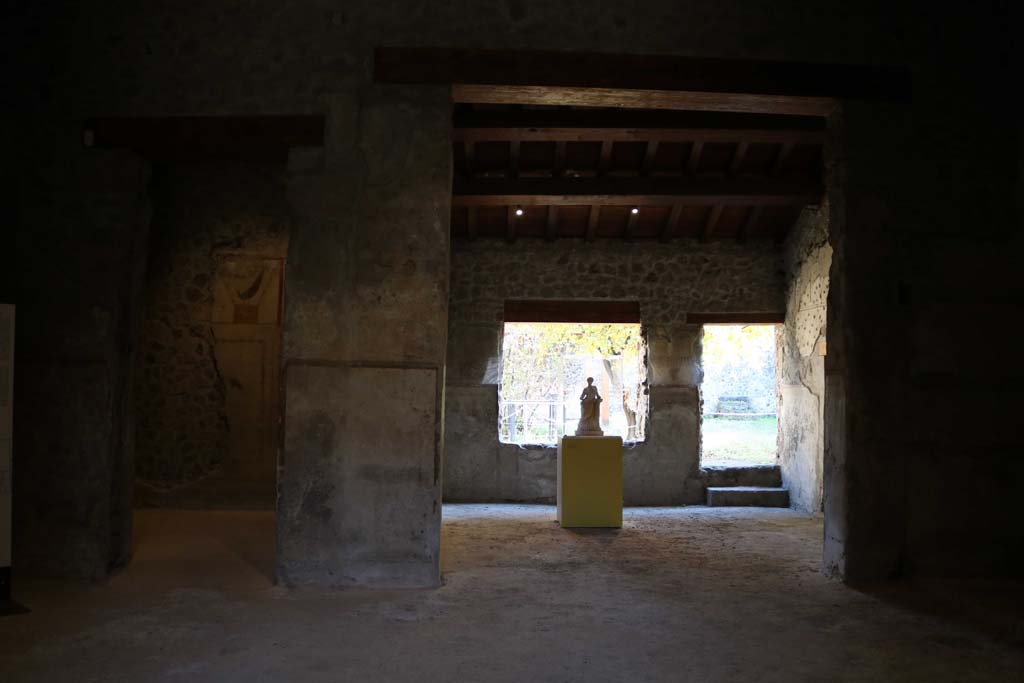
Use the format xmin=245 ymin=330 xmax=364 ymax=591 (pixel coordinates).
xmin=575 ymin=377 xmax=604 ymax=436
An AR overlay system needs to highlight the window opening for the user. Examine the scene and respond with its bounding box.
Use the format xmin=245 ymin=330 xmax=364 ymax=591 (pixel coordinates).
xmin=499 ymin=322 xmax=647 ymax=445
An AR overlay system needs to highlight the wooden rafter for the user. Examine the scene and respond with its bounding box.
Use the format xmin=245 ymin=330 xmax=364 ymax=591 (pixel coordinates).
xmin=553 ymin=140 xmax=566 ymax=178
xmin=585 ymin=206 xmax=601 ymax=241
xmin=729 ymin=141 xmax=750 ymax=175
xmin=772 ymin=142 xmax=794 ymax=175
xmin=699 ymin=205 xmax=724 ymax=241
xmin=598 ymin=140 xmax=613 ymax=175
xmin=736 ymin=206 xmax=762 ymax=243
xmin=686 ymin=141 xmax=704 ymax=175
xmin=661 ymin=205 xmax=683 ymax=242
xmin=546 ymin=206 xmax=559 ymax=241
xmin=508 ymin=139 xmax=521 ymax=178
xmin=640 ymin=141 xmax=660 ymax=175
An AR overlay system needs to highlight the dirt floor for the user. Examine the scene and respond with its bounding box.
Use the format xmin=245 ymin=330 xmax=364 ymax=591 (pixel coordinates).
xmin=1 ymin=505 xmax=1021 ymax=682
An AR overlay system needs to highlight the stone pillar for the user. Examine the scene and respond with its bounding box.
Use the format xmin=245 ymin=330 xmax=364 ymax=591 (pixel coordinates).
xmin=278 ymin=87 xmax=451 ymax=587
xmin=630 ymin=323 xmax=704 ymax=505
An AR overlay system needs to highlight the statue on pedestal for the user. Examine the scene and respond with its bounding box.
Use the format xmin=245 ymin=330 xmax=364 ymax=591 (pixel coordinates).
xmin=575 ymin=377 xmax=604 ymax=436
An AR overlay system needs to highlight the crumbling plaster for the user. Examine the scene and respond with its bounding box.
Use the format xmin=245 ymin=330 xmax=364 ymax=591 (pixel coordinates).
xmin=777 ymin=204 xmax=831 ymax=513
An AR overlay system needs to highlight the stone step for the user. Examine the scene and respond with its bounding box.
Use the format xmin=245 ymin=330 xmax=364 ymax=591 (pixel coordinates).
xmin=707 ymin=486 xmax=790 ymax=508
xmin=703 ymin=465 xmax=782 ymax=488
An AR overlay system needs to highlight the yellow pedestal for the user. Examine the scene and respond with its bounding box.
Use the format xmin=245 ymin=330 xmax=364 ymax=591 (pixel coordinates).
xmin=557 ymin=436 xmax=623 ymax=528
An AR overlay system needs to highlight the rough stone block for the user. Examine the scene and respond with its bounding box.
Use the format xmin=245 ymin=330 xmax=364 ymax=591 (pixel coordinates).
xmin=703 ymin=465 xmax=782 ymax=488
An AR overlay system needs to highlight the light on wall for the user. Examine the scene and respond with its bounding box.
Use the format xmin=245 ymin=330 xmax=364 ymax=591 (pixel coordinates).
xmin=631 ymin=207 xmax=639 ymax=215
xmin=514 ymin=207 xmax=524 ymax=217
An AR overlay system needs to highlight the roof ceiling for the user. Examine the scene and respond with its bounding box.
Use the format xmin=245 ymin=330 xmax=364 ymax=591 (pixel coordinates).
xmin=450 ymin=104 xmax=825 ymax=242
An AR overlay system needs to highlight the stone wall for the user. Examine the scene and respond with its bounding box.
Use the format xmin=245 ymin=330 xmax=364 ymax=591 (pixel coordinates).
xmin=777 ymin=205 xmax=831 ymax=513
xmin=135 ymin=162 xmax=289 ymax=493
xmin=9 ymin=0 xmax=1022 ymax=583
xmin=445 ymin=239 xmax=784 ymax=505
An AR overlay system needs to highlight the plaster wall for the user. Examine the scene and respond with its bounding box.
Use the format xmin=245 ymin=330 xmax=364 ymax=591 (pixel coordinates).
xmin=777 ymin=205 xmax=831 ymax=513
xmin=445 ymin=239 xmax=783 ymax=505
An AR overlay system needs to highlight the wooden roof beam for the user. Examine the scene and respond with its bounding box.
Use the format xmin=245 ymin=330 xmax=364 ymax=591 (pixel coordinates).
xmin=699 ymin=206 xmax=724 ymax=242
xmin=640 ymin=141 xmax=660 ymax=176
xmin=736 ymin=206 xmax=762 ymax=243
xmin=376 ymin=48 xmax=911 ymax=116
xmin=546 ymin=206 xmax=559 ymax=241
xmin=452 ymin=127 xmax=826 ymax=145
xmin=686 ymin=141 xmax=704 ymax=175
xmin=585 ymin=206 xmax=600 ymax=241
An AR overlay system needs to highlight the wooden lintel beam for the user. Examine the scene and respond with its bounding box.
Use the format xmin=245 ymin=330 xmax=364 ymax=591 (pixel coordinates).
xmin=699 ymin=205 xmax=724 ymax=241
xmin=452 ymin=127 xmax=826 ymax=145
xmin=688 ymin=312 xmax=785 ymax=325
xmin=452 ymin=177 xmax=821 ymax=207
xmin=466 ymin=206 xmax=478 ymax=240
xmin=661 ymin=205 xmax=683 ymax=242
xmin=736 ymin=206 xmax=762 ymax=243
xmin=506 ymin=300 xmax=641 ymax=324
xmin=83 ymin=115 xmax=326 ymax=162
xmin=686 ymin=141 xmax=704 ymax=175
xmin=585 ymin=206 xmax=600 ymax=241
xmin=376 ymin=48 xmax=912 ymax=116
xmin=546 ymin=206 xmax=559 ymax=241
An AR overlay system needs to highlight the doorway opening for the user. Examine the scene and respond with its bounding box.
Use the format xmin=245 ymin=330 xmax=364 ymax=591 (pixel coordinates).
xmin=700 ymin=324 xmax=779 ymax=467
xmin=130 ymin=162 xmax=289 ymax=582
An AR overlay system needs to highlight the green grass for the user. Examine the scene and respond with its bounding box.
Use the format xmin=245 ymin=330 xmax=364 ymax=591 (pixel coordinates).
xmin=702 ymin=416 xmax=777 ymax=466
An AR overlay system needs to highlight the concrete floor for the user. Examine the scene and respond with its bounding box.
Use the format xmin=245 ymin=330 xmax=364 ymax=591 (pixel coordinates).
xmin=1 ymin=505 xmax=1021 ymax=682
